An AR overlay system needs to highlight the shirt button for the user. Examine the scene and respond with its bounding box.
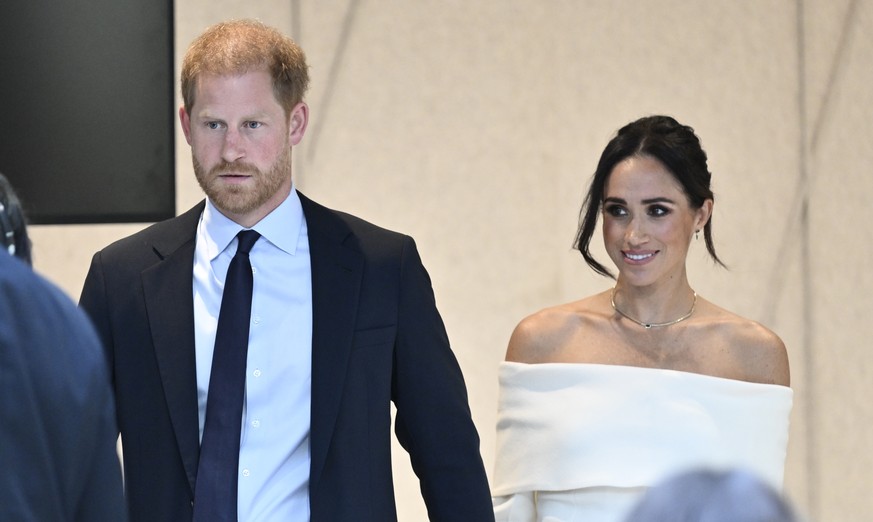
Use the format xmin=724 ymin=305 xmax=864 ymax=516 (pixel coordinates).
xmin=252 ymin=315 xmax=261 ymax=325
xmin=253 ymin=369 xmax=262 ymax=377
xmin=251 ymin=420 xmax=260 ymax=428
xmin=251 ymin=266 xmax=257 ymax=274
xmin=242 ymin=469 xmax=250 ymax=477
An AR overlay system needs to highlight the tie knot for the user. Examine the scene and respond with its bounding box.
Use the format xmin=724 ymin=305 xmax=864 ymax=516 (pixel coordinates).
xmin=235 ymin=230 xmax=260 ymax=255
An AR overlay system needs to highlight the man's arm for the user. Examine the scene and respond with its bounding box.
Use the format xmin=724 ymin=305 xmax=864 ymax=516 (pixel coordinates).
xmin=391 ymin=237 xmax=494 ymax=521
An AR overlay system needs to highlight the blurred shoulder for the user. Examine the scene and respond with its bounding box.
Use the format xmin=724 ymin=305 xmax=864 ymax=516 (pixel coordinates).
xmin=0 ymin=253 xmax=101 ymax=356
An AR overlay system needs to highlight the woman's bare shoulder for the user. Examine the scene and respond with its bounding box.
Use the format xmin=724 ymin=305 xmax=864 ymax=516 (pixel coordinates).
xmin=704 ymin=304 xmax=791 ymax=386
xmin=733 ymin=319 xmax=790 ymax=386
xmin=505 ymin=296 xmax=604 ymax=364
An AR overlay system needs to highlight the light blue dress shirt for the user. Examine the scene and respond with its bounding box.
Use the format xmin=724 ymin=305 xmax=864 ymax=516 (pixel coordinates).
xmin=193 ymin=189 xmax=312 ymax=521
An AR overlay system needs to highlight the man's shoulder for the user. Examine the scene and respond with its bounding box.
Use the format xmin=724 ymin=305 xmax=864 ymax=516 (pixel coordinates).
xmin=299 ymin=192 xmax=409 ymax=245
xmin=98 ymin=201 xmax=204 ymax=260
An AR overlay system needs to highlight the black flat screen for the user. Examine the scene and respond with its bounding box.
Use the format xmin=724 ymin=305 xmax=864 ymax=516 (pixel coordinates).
xmin=0 ymin=0 xmax=175 ymax=224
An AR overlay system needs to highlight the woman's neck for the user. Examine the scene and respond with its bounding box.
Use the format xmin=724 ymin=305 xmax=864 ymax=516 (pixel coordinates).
xmin=611 ymin=278 xmax=696 ymax=326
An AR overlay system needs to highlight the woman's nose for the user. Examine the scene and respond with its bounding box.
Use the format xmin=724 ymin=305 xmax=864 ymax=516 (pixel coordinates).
xmin=625 ymin=218 xmax=647 ymax=244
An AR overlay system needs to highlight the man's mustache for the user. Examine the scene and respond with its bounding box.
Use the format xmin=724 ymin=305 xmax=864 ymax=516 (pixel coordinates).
xmin=210 ymin=162 xmax=259 ymax=176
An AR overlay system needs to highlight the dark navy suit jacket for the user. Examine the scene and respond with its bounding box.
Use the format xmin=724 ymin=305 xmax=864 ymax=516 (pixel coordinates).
xmin=79 ymin=193 xmax=494 ymax=521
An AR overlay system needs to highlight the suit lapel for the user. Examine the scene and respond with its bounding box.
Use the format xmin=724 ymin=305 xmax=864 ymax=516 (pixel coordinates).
xmin=300 ymin=194 xmax=364 ymax=491
xmin=141 ymin=202 xmax=204 ymax=495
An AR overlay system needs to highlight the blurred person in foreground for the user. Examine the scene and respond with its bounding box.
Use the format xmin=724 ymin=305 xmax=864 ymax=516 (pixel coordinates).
xmin=1 ymin=174 xmax=126 ymax=520
xmin=0 ymin=173 xmax=32 ymax=264
xmin=79 ymin=19 xmax=492 ymax=522
xmin=624 ymin=468 xmax=802 ymax=522
xmin=491 ymin=115 xmax=792 ymax=521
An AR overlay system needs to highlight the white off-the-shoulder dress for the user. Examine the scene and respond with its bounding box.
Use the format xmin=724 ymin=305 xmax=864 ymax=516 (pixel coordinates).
xmin=491 ymin=362 xmax=793 ymax=522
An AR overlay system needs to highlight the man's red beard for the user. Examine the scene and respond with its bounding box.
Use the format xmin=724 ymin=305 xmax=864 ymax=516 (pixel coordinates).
xmin=192 ymin=150 xmax=292 ymax=218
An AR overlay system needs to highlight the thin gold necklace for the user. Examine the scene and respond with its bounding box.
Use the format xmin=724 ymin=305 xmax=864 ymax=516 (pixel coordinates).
xmin=610 ymin=288 xmax=697 ymax=329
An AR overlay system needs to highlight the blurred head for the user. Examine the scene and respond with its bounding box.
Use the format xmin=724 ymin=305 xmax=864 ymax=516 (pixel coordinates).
xmin=180 ymin=19 xmax=309 ymax=117
xmin=574 ymin=115 xmax=724 ymax=278
xmin=624 ymin=468 xmax=800 ymax=522
xmin=0 ymin=173 xmax=32 ymax=266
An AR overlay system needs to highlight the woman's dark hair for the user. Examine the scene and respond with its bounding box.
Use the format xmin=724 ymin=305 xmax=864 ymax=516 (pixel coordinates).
xmin=573 ymin=115 xmax=725 ymax=278
xmin=0 ymin=173 xmax=33 ymax=266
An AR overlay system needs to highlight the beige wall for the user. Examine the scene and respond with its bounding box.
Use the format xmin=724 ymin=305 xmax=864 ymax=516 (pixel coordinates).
xmin=29 ymin=1 xmax=872 ymax=520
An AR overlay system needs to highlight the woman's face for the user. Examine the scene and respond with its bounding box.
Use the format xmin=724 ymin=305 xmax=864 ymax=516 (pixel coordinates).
xmin=601 ymin=155 xmax=711 ymax=287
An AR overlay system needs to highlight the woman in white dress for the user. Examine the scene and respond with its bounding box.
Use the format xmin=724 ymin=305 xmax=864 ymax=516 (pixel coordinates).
xmin=491 ymin=115 xmax=792 ymax=522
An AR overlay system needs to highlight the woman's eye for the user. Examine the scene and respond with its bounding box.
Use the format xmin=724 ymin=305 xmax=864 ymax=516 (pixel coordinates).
xmin=604 ymin=205 xmax=627 ymax=217
xmin=649 ymin=205 xmax=670 ymax=217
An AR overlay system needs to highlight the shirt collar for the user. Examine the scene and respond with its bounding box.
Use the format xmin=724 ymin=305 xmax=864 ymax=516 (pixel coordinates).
xmin=200 ymin=185 xmax=305 ymax=260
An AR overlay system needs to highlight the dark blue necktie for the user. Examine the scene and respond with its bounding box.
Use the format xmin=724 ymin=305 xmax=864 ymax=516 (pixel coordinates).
xmin=193 ymin=230 xmax=260 ymax=522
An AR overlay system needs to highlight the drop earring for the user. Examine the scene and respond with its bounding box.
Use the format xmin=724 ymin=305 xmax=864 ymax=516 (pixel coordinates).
xmin=695 ymin=230 xmax=700 ymax=241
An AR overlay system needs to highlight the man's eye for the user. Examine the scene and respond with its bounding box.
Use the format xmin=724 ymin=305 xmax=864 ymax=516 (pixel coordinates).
xmin=245 ymin=121 xmax=263 ymax=129
xmin=205 ymin=122 xmax=222 ymax=130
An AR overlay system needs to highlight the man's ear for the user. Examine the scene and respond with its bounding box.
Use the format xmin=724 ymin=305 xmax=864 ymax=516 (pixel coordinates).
xmin=179 ymin=105 xmax=193 ymax=145
xmin=288 ymin=102 xmax=309 ymax=146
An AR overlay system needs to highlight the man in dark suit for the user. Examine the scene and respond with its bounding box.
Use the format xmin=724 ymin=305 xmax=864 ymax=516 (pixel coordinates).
xmin=79 ymin=19 xmax=493 ymax=522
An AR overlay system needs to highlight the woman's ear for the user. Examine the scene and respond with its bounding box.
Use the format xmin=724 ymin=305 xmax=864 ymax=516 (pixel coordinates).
xmin=696 ymin=198 xmax=714 ymax=231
